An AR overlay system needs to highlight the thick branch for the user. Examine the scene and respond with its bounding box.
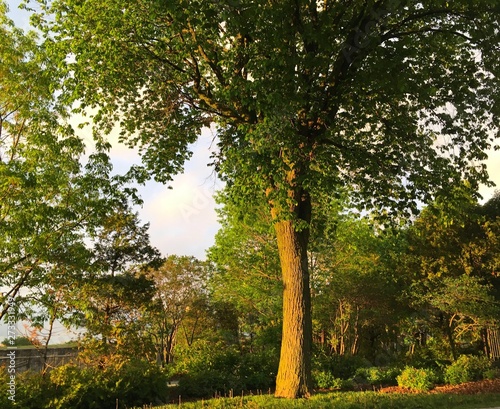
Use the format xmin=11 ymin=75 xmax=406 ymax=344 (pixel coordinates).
xmin=0 ymin=265 xmax=35 ymax=320
xmin=188 ymin=22 xmax=226 ymax=86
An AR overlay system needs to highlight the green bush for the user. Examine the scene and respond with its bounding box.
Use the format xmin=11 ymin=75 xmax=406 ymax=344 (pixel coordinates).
xmin=313 ymin=370 xmax=340 ymax=389
xmin=484 ymin=368 xmax=500 ymax=380
xmin=312 ymin=370 xmax=354 ymax=390
xmin=236 ymin=348 xmax=279 ymax=391
xmin=176 ymin=369 xmax=237 ymax=398
xmin=396 ymin=366 xmax=436 ymax=391
xmin=353 ymin=366 xmax=400 ymax=386
xmin=49 ymin=365 xmax=107 ymax=409
xmin=173 ymin=341 xmax=241 ymax=397
xmin=313 ymin=351 xmax=371 ymax=380
xmin=0 ymin=369 xmax=51 ymax=409
xmin=444 ymin=355 xmax=492 ymax=385
xmin=110 ymin=359 xmax=170 ymax=406
xmin=172 ymin=341 xmax=279 ymax=398
xmin=45 ymin=360 xmax=169 ymax=409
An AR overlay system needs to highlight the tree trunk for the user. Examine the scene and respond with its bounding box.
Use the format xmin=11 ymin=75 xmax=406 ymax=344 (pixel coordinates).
xmin=166 ymin=325 xmax=177 ymax=364
xmin=445 ymin=322 xmax=458 ymax=361
xmin=41 ymin=309 xmax=57 ymax=376
xmin=273 ymin=189 xmax=313 ymax=398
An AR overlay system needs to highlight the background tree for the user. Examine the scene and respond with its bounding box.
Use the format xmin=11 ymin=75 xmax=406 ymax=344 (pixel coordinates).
xmin=143 ymin=255 xmax=214 ymax=366
xmin=478 ymin=191 xmax=500 ymax=289
xmin=64 ymin=202 xmax=161 ymax=365
xmin=0 ymin=5 xmax=170 ymax=374
xmin=310 ymin=203 xmax=407 ymax=362
xmin=208 ymin=191 xmax=283 ymax=352
xmin=0 ymin=4 xmax=144 ymax=333
xmin=1 ymin=336 xmax=33 ymax=347
xmin=37 ymin=0 xmax=500 ymax=397
xmin=404 ymin=191 xmax=500 ymax=360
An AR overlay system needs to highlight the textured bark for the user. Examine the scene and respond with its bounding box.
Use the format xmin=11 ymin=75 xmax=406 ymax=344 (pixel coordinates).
xmin=273 ymin=191 xmax=313 ymax=398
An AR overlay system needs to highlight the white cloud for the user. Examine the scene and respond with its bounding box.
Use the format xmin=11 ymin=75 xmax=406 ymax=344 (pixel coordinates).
xmin=131 ymin=129 xmax=223 ymax=259
xmin=70 ymin=109 xmax=222 ymax=259
xmin=139 ymin=173 xmax=222 ymax=259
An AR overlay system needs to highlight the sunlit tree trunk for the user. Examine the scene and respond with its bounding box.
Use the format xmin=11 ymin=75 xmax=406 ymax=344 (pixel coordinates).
xmin=273 ymin=187 xmax=313 ymax=398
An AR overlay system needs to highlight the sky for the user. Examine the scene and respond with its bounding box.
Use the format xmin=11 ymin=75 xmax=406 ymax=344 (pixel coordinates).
xmin=3 ymin=1 xmax=500 ymax=343
xmin=82 ymin=124 xmax=224 ymax=260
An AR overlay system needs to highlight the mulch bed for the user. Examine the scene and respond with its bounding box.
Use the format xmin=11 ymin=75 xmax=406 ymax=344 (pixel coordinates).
xmin=379 ymin=379 xmax=500 ymax=395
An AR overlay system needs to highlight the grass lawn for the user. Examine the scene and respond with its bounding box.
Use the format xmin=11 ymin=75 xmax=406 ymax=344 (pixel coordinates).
xmin=135 ymin=390 xmax=500 ymax=409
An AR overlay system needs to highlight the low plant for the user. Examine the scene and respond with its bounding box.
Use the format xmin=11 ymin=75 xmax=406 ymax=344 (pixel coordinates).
xmin=171 ymin=341 xmax=279 ymax=398
xmin=0 ymin=369 xmax=50 ymax=409
xmin=353 ymin=366 xmax=400 ymax=386
xmin=312 ymin=350 xmax=371 ymax=380
xmin=444 ymin=355 xmax=492 ymax=385
xmin=484 ymin=368 xmax=500 ymax=380
xmin=312 ymin=370 xmax=352 ymax=390
xmin=396 ymin=366 xmax=437 ymax=391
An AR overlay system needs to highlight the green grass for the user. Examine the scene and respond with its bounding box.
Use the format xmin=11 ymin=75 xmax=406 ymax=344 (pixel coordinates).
xmin=134 ymin=391 xmax=500 ymax=409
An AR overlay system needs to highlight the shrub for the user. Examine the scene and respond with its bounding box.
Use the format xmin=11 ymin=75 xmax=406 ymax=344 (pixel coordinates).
xmin=236 ymin=348 xmax=279 ymax=391
xmin=353 ymin=366 xmax=400 ymax=386
xmin=16 ymin=371 xmax=51 ymax=409
xmin=397 ymin=366 xmax=436 ymax=391
xmin=47 ymin=360 xmax=169 ymax=409
xmin=0 ymin=369 xmax=50 ymax=409
xmin=172 ymin=341 xmax=279 ymax=397
xmin=176 ymin=369 xmax=237 ymax=398
xmin=379 ymin=367 xmax=402 ymax=386
xmin=444 ymin=355 xmax=492 ymax=385
xmin=312 ymin=370 xmax=354 ymax=390
xmin=313 ymin=370 xmax=340 ymax=389
xmin=49 ymin=365 xmax=107 ymax=409
xmin=110 ymin=359 xmax=170 ymax=406
xmin=313 ymin=351 xmax=371 ymax=380
xmin=484 ymin=368 xmax=500 ymax=380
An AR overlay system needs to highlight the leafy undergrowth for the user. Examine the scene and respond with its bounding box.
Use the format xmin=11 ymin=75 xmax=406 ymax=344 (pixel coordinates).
xmin=136 ymin=381 xmax=500 ymax=409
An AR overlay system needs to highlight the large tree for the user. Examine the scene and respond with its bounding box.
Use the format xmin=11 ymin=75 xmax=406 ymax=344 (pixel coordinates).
xmin=36 ymin=0 xmax=499 ymax=397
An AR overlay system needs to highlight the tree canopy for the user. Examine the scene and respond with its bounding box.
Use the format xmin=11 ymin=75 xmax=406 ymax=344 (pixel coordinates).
xmin=35 ymin=0 xmax=499 ymax=205
xmin=0 ymin=2 xmax=156 ymax=348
